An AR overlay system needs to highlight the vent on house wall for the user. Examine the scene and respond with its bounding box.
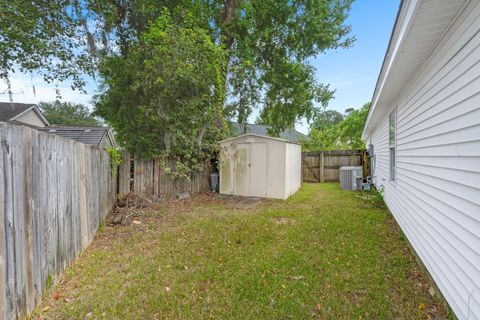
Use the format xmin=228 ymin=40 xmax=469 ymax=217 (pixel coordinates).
xmin=368 ymin=144 xmax=374 ymax=156
xmin=340 ymin=166 xmax=363 ymax=190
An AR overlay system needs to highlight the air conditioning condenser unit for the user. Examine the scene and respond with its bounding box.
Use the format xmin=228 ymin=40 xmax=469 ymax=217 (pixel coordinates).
xmin=340 ymin=166 xmax=363 ymax=190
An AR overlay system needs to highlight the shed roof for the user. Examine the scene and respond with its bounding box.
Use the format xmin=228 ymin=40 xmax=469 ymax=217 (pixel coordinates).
xmin=230 ymin=122 xmax=305 ymax=143
xmin=219 ymin=133 xmax=300 ymax=145
xmin=39 ymin=126 xmax=115 ymax=146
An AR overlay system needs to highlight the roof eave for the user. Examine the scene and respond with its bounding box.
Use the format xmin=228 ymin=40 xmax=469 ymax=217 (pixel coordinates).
xmin=362 ymin=0 xmax=418 ymax=141
xmin=219 ymin=133 xmax=300 ymax=145
xmin=33 ymin=106 xmax=50 ymax=126
xmin=8 ymin=104 xmax=50 ymax=126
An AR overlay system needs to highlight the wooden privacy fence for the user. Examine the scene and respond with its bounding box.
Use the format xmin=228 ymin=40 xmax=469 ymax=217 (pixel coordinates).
xmin=118 ymin=153 xmax=212 ymax=197
xmin=0 ymin=122 xmax=117 ymax=320
xmin=302 ymin=149 xmax=367 ymax=182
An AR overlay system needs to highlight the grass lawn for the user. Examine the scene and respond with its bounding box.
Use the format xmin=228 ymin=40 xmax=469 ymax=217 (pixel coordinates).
xmin=33 ymin=183 xmax=448 ymax=319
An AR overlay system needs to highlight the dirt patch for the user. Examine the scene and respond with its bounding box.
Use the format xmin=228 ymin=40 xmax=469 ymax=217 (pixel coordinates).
xmin=232 ymin=198 xmax=262 ymax=210
xmin=107 ymin=192 xmax=238 ymax=229
xmin=214 ymin=194 xmax=262 ymax=210
xmin=274 ymin=217 xmax=296 ymax=224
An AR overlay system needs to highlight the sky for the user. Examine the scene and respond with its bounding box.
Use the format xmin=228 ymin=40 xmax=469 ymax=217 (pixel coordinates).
xmin=0 ymin=0 xmax=400 ymax=134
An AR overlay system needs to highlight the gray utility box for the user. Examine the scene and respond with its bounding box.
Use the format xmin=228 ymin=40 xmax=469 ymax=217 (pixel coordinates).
xmin=340 ymin=166 xmax=363 ymax=190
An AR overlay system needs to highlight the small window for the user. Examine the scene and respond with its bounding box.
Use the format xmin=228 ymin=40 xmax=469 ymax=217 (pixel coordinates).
xmin=389 ymin=109 xmax=396 ymax=181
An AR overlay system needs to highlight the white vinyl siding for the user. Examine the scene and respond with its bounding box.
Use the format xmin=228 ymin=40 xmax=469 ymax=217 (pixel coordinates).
xmin=389 ymin=110 xmax=396 ymax=181
xmin=368 ymin=2 xmax=480 ymax=319
xmin=14 ymin=109 xmax=47 ymax=127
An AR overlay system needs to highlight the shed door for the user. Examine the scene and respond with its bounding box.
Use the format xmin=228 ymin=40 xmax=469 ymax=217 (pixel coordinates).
xmin=249 ymin=143 xmax=267 ymax=197
xmin=235 ymin=144 xmax=250 ymax=196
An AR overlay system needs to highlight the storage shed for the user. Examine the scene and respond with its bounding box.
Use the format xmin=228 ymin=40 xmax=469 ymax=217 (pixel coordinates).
xmin=219 ymin=134 xmax=301 ymax=199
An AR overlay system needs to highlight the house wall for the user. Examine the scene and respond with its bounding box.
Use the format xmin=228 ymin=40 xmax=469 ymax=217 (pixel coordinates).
xmin=14 ymin=109 xmax=46 ymax=128
xmin=366 ymin=3 xmax=480 ymax=319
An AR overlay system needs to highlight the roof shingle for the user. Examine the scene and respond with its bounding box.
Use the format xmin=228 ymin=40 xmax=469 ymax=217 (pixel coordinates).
xmin=230 ymin=122 xmax=306 ymax=142
xmin=0 ymin=102 xmax=36 ymax=121
xmin=38 ymin=126 xmax=109 ymax=146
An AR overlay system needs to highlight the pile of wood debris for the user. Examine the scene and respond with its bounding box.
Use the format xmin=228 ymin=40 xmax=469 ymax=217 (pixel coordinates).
xmin=110 ymin=191 xmax=191 ymax=225
xmin=111 ymin=193 xmax=165 ymax=225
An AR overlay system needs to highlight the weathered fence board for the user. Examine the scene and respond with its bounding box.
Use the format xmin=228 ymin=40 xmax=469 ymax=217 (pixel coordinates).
xmin=0 ymin=124 xmax=7 ymax=318
xmin=302 ymin=150 xmax=366 ymax=182
xmin=0 ymin=122 xmax=117 ymax=320
xmin=134 ymin=159 xmax=154 ymax=195
xmin=118 ymin=152 xmax=131 ymax=196
xmin=119 ymin=155 xmax=212 ymax=197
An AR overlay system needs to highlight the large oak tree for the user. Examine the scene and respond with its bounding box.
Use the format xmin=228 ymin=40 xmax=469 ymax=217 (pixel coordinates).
xmin=2 ymin=0 xmax=354 ymax=169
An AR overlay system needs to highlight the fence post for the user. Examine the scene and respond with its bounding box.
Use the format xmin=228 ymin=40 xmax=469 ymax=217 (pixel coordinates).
xmin=0 ymin=124 xmax=7 ymax=320
xmin=320 ymin=152 xmax=325 ymax=183
xmin=153 ymin=158 xmax=159 ymax=196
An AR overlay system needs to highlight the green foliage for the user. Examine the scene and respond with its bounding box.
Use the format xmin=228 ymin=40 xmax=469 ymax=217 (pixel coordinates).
xmin=0 ymin=1 xmax=95 ymax=93
xmin=86 ymin=0 xmax=353 ymax=135
xmin=97 ymin=220 xmax=106 ymax=233
xmin=302 ymin=102 xmax=370 ymax=151
xmin=38 ymin=101 xmax=100 ymax=126
xmin=46 ymin=273 xmax=54 ymax=290
xmin=105 ymin=147 xmax=122 ymax=173
xmin=222 ymin=0 xmax=354 ymax=134
xmin=255 ymin=66 xmax=335 ymax=136
xmin=311 ymin=109 xmax=345 ymax=131
xmin=357 ymin=186 xmax=385 ymax=208
xmin=95 ymin=10 xmax=226 ymax=176
xmin=4 ymin=0 xmax=355 ymax=158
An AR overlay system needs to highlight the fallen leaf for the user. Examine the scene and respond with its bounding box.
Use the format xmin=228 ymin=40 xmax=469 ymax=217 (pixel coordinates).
xmin=52 ymin=291 xmax=62 ymax=300
xmin=42 ymin=306 xmax=50 ymax=312
xmin=428 ymin=287 xmax=435 ymax=296
xmin=132 ymin=220 xmax=142 ymax=225
xmin=165 ymin=286 xmax=171 ymax=292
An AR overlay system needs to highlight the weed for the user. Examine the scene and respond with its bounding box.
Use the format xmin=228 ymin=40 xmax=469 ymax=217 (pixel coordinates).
xmin=97 ymin=220 xmax=106 ymax=233
xmin=357 ymin=185 xmax=385 ymax=208
xmin=45 ymin=273 xmax=54 ymax=290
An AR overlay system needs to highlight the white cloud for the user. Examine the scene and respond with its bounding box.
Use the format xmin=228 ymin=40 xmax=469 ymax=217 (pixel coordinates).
xmin=0 ymin=72 xmax=98 ymax=110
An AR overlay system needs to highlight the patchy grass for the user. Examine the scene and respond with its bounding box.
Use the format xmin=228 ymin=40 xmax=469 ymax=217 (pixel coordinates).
xmin=32 ymin=183 xmax=448 ymax=319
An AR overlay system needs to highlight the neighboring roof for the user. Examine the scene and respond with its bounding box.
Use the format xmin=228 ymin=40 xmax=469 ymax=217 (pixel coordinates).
xmin=0 ymin=102 xmax=49 ymax=125
xmin=362 ymin=0 xmax=467 ymax=140
xmin=39 ymin=126 xmax=116 ymax=146
xmin=219 ymin=133 xmax=300 ymax=145
xmin=230 ymin=122 xmax=306 ymax=143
